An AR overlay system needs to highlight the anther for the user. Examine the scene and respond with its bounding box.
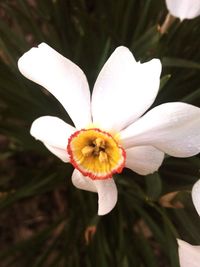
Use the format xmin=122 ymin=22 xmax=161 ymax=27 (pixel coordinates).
xmin=94 ymin=138 xmax=105 ymax=148
xmin=82 ymin=146 xmax=94 ymax=157
xmin=99 ymin=151 xmax=108 ymax=163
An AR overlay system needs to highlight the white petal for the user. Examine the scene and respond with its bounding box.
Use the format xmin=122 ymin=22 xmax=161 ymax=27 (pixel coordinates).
xmin=178 ymin=239 xmax=200 ymax=267
xmin=120 ymin=102 xmax=200 ymax=157
xmin=44 ymin=143 xmax=69 ymax=162
xmin=30 ymin=116 xmax=76 ymax=160
xmin=166 ymin=0 xmax=200 ymax=20
xmin=18 ymin=43 xmax=92 ymax=129
xmin=72 ymin=169 xmax=97 ymax=192
xmin=72 ymin=170 xmax=118 ymax=215
xmin=91 ymin=46 xmax=161 ymax=132
xmin=94 ymin=178 xmax=118 ymax=216
xmin=192 ymin=179 xmax=200 ymax=216
xmin=125 ymin=146 xmax=164 ymax=175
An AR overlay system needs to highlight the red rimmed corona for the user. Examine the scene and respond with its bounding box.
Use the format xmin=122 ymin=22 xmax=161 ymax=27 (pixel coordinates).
xmin=67 ymin=128 xmax=126 ymax=180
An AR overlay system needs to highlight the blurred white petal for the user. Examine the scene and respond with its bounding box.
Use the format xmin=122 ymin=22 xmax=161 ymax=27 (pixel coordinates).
xmin=72 ymin=170 xmax=118 ymax=215
xmin=92 ymin=46 xmax=161 ymax=132
xmin=120 ymin=102 xmax=200 ymax=157
xmin=94 ymin=178 xmax=117 ymax=216
xmin=166 ymin=0 xmax=200 ymax=20
xmin=192 ymin=179 xmax=200 ymax=216
xmin=18 ymin=43 xmax=92 ymax=129
xmin=125 ymin=146 xmax=164 ymax=175
xmin=72 ymin=169 xmax=96 ymax=192
xmin=178 ymin=239 xmax=200 ymax=267
xmin=30 ymin=116 xmax=76 ymax=152
xmin=44 ymin=143 xmax=69 ymax=162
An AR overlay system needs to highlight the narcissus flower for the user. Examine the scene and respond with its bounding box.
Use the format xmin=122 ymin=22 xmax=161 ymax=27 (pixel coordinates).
xmin=166 ymin=0 xmax=200 ymax=21
xmin=177 ymin=239 xmax=200 ymax=267
xmin=192 ymin=179 xmax=200 ymax=216
xmin=18 ymin=43 xmax=200 ymax=215
xmin=160 ymin=0 xmax=200 ymax=34
xmin=176 ymin=179 xmax=200 ymax=267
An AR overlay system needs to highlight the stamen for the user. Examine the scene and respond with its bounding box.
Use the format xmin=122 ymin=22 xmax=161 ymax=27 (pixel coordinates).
xmin=82 ymin=146 xmax=94 ymax=156
xmin=99 ymin=151 xmax=108 ymax=163
xmin=94 ymin=137 xmax=105 ymax=148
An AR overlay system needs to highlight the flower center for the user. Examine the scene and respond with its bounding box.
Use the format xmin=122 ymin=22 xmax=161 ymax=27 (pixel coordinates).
xmin=67 ymin=128 xmax=126 ymax=180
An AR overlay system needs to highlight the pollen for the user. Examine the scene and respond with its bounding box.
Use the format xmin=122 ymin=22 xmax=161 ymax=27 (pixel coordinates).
xmin=99 ymin=151 xmax=108 ymax=163
xmin=81 ymin=146 xmax=94 ymax=157
xmin=67 ymin=128 xmax=126 ymax=180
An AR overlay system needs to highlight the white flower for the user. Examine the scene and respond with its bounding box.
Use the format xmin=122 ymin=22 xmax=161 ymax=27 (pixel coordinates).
xmin=192 ymin=179 xmax=200 ymax=216
xmin=176 ymin=181 xmax=200 ymax=267
xmin=18 ymin=43 xmax=200 ymax=215
xmin=166 ymin=0 xmax=200 ymax=21
xmin=177 ymin=239 xmax=200 ymax=267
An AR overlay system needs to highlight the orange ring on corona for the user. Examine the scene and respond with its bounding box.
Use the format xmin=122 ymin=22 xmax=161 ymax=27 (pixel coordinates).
xmin=67 ymin=128 xmax=126 ymax=180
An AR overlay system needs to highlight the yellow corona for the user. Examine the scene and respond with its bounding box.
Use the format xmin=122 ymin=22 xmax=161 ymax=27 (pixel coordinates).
xmin=67 ymin=128 xmax=126 ymax=180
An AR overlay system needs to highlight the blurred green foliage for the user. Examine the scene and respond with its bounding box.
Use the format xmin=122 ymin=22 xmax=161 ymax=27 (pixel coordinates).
xmin=0 ymin=0 xmax=200 ymax=266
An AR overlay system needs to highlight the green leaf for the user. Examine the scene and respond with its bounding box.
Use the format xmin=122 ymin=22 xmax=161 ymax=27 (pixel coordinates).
xmin=162 ymin=57 xmax=200 ymax=70
xmin=145 ymin=173 xmax=162 ymax=201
